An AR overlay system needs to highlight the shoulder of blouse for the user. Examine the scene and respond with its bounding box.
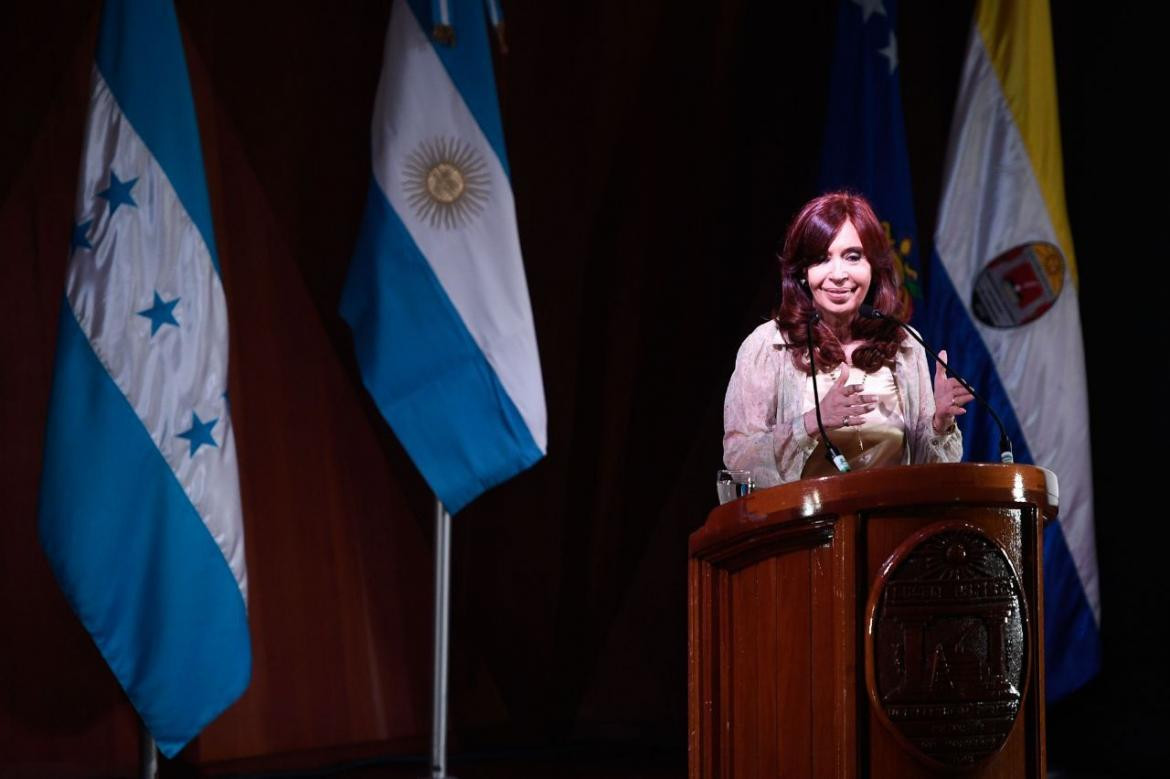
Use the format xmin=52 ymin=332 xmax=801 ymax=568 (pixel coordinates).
xmin=740 ymin=319 xmax=786 ymax=352
xmin=894 ymin=328 xmax=925 ymax=358
xmin=765 ymin=320 xmax=801 ymax=351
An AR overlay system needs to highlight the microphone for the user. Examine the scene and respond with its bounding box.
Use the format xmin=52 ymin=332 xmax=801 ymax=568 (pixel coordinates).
xmin=858 ymin=305 xmax=1014 ymax=463
xmin=806 ymin=311 xmax=851 ymax=473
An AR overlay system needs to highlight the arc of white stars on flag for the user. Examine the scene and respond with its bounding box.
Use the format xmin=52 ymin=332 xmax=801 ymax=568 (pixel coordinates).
xmin=850 ymin=0 xmax=898 ymax=75
xmin=879 ymin=31 xmax=898 ymax=74
xmin=852 ymin=0 xmax=887 ymax=23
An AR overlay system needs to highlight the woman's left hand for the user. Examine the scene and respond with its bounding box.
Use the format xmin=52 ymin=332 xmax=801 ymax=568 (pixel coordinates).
xmin=933 ymin=350 xmax=974 ymax=434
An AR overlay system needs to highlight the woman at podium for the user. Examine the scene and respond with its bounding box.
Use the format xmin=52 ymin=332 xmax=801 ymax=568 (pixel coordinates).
xmin=722 ymin=192 xmax=970 ymax=488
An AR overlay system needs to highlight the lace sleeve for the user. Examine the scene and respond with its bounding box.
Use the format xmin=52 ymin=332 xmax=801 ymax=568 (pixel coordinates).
xmin=723 ymin=324 xmax=818 ymax=487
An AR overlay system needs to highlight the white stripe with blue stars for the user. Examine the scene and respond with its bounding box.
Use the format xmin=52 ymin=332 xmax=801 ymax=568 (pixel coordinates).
xmin=66 ymin=65 xmax=246 ymax=600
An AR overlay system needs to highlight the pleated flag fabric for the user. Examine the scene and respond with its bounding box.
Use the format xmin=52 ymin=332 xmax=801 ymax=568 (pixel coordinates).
xmin=38 ymin=0 xmax=250 ymax=756
xmin=925 ymin=0 xmax=1100 ymax=699
xmin=341 ymin=0 xmax=546 ymax=514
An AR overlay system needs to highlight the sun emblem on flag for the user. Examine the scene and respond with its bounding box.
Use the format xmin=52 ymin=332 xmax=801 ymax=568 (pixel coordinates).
xmin=403 ymin=137 xmax=491 ymax=229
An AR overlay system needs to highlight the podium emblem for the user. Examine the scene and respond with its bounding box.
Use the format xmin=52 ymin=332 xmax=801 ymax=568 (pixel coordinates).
xmin=865 ymin=523 xmax=1029 ymax=769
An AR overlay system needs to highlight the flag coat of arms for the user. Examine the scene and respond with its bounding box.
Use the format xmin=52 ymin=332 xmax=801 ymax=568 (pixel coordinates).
xmin=38 ymin=0 xmax=250 ymax=755
xmin=925 ymin=0 xmax=1100 ymax=698
xmin=341 ymin=0 xmax=546 ymax=514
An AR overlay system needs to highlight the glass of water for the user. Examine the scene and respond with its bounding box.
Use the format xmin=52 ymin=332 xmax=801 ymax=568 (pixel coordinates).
xmin=715 ymin=469 xmax=754 ymax=504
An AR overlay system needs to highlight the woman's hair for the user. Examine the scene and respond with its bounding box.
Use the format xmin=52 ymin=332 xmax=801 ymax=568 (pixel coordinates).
xmin=773 ymin=191 xmax=905 ymax=373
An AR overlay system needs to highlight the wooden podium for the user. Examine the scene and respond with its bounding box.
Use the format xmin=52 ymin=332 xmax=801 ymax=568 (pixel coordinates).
xmin=688 ymin=464 xmax=1057 ymax=778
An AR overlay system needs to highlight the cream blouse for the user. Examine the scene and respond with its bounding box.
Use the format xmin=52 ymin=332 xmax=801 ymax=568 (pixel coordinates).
xmin=723 ymin=320 xmax=962 ymax=488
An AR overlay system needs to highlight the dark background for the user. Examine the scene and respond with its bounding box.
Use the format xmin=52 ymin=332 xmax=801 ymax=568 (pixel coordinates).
xmin=1 ymin=1 xmax=1165 ymax=775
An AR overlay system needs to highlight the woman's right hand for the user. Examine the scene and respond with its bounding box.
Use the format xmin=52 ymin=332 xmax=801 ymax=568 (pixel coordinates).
xmin=803 ymin=364 xmax=877 ymax=435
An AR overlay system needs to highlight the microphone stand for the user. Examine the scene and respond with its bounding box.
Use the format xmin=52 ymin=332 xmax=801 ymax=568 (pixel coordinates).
xmin=859 ymin=305 xmax=1014 ymax=464
xmin=806 ymin=313 xmax=851 ymax=473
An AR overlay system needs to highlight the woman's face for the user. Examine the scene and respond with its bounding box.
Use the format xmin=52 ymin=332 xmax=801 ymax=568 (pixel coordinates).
xmin=806 ymin=219 xmax=872 ymax=325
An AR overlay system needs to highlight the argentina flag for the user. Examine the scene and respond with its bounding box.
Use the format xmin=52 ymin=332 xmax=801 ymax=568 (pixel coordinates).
xmin=819 ymin=0 xmax=923 ymax=324
xmin=341 ymin=0 xmax=546 ymax=514
xmin=38 ymin=0 xmax=250 ymax=756
xmin=925 ymin=0 xmax=1100 ymax=699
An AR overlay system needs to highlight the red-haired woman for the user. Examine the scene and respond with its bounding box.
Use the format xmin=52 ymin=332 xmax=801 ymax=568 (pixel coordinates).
xmin=723 ymin=192 xmax=970 ymax=487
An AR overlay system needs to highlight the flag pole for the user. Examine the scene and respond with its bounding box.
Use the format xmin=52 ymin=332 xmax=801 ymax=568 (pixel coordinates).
xmin=138 ymin=722 xmax=158 ymax=779
xmin=430 ymin=497 xmax=455 ymax=779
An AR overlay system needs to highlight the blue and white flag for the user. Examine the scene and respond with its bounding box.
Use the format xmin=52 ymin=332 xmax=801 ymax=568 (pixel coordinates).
xmin=38 ymin=0 xmax=250 ymax=755
xmin=924 ymin=0 xmax=1100 ymax=699
xmin=341 ymin=0 xmax=546 ymax=514
xmin=820 ymin=0 xmax=923 ymax=323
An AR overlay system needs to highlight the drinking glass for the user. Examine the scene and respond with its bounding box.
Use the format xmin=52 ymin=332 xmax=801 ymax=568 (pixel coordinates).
xmin=715 ymin=469 xmax=754 ymax=504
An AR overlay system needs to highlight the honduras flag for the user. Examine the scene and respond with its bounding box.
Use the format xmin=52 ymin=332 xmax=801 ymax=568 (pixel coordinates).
xmin=38 ymin=0 xmax=250 ymax=756
xmin=925 ymin=0 xmax=1099 ymax=699
xmin=819 ymin=0 xmax=923 ymax=323
xmin=341 ymin=0 xmax=546 ymax=514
